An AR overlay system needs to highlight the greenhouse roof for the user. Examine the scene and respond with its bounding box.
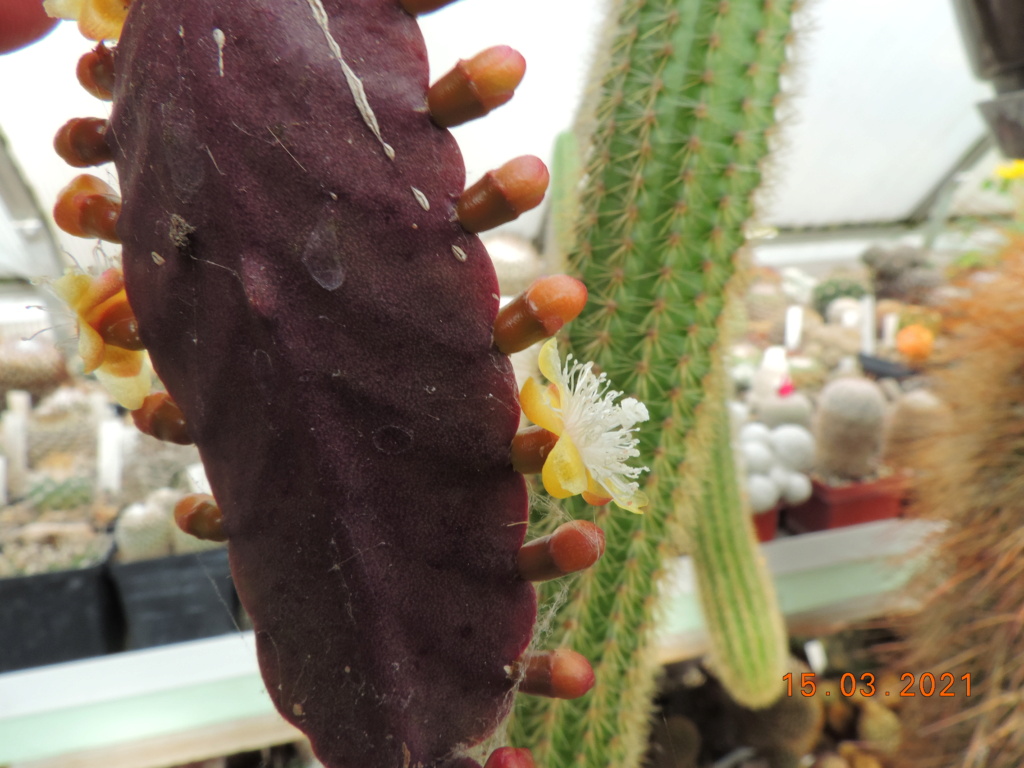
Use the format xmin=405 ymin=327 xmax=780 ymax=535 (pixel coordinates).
xmin=0 ymin=0 xmax=1002 ymax=280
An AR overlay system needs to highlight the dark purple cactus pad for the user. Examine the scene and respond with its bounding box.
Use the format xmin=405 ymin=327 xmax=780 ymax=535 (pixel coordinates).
xmin=108 ymin=1 xmax=536 ymax=766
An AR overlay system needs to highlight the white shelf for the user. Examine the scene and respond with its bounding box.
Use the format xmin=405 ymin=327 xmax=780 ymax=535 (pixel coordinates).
xmin=0 ymin=519 xmax=939 ymax=768
xmin=656 ymin=518 xmax=939 ymax=662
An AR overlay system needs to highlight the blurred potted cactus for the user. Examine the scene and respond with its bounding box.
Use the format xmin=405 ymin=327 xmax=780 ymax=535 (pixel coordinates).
xmin=110 ymin=473 xmax=237 ymax=650
xmin=786 ymin=376 xmax=904 ymax=532
xmin=0 ymin=527 xmax=117 ymax=672
xmin=737 ymin=420 xmax=815 ymax=541
xmin=0 ymin=389 xmax=119 ymax=672
xmin=0 ymin=489 xmax=116 ymax=672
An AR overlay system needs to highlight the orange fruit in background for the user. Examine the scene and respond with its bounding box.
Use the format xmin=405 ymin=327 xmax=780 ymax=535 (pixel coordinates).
xmin=896 ymin=323 xmax=935 ymax=364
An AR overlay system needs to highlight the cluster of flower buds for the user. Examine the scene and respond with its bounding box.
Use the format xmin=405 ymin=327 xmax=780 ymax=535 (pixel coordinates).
xmin=43 ymin=1 xmax=648 ymax=766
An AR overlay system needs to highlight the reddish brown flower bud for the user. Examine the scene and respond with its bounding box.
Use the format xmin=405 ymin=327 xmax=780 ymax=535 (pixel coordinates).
xmin=483 ymin=748 xmax=536 ymax=768
xmin=54 ymin=117 xmax=114 ymax=168
xmin=428 ymin=46 xmax=526 ymax=128
xmin=514 ymin=649 xmax=595 ymax=699
xmin=173 ymin=493 xmax=227 ymax=542
xmin=510 ymin=425 xmax=559 ymax=475
xmin=494 ymin=275 xmax=588 ymax=355
xmin=399 ymin=0 xmax=460 ymax=14
xmin=131 ymin=392 xmax=194 ymax=445
xmin=77 ymin=43 xmax=115 ymax=101
xmin=87 ymin=287 xmax=144 ymax=351
xmin=456 ymin=156 xmax=549 ymax=233
xmin=517 ymin=520 xmax=605 ymax=582
xmin=53 ymin=174 xmax=121 ymax=242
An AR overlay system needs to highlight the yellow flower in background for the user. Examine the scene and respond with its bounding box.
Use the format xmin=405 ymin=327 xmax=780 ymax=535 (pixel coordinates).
xmin=519 ymin=339 xmax=649 ymax=514
xmin=43 ymin=0 xmax=128 ymax=41
xmin=995 ymin=159 xmax=1024 ymax=180
xmin=52 ymin=266 xmax=151 ymax=410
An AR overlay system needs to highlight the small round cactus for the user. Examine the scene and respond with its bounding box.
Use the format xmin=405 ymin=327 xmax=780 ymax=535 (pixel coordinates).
xmin=753 ymin=391 xmax=814 ymax=430
xmin=770 ymin=425 xmax=816 ymax=474
xmin=814 ymin=377 xmax=887 ymax=482
xmin=114 ymin=500 xmax=172 ymax=562
xmin=738 ymin=422 xmax=816 ymax=512
xmin=883 ymin=388 xmax=951 ymax=471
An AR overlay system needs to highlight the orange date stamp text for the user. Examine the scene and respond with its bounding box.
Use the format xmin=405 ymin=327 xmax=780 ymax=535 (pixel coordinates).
xmin=783 ymin=672 xmax=972 ymax=698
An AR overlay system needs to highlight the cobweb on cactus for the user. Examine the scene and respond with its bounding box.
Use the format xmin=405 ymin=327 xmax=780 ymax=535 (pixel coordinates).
xmin=481 ymin=491 xmax=578 ymax=760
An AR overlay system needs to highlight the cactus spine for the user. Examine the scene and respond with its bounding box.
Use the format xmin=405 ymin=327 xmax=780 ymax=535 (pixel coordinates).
xmin=893 ymin=249 xmax=1024 ymax=768
xmin=511 ymin=0 xmax=795 ymax=764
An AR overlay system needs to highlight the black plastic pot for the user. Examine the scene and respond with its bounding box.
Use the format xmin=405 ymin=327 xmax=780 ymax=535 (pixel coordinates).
xmin=110 ymin=548 xmax=239 ymax=650
xmin=0 ymin=552 xmax=121 ymax=673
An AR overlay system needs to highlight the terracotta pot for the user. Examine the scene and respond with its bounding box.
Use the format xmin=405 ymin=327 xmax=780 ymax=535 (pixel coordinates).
xmin=784 ymin=474 xmax=905 ymax=534
xmin=0 ymin=0 xmax=59 ymax=55
xmin=752 ymin=506 xmax=779 ymax=543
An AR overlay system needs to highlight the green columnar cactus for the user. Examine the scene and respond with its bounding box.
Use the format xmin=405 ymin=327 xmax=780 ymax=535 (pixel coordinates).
xmin=696 ymin=403 xmax=786 ymax=703
xmin=510 ymin=0 xmax=795 ymax=765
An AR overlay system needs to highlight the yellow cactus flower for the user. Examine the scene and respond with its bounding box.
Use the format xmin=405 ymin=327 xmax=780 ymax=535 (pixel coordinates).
xmin=519 ymin=339 xmax=649 ymax=514
xmin=995 ymin=159 xmax=1024 ymax=180
xmin=52 ymin=266 xmax=151 ymax=410
xmin=44 ymin=0 xmax=129 ymax=41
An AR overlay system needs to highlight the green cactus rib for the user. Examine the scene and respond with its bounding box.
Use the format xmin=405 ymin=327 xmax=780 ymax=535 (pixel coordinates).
xmin=509 ymin=0 xmax=794 ymax=766
xmin=693 ymin=402 xmax=787 ymax=707
xmin=543 ymin=131 xmax=583 ymax=274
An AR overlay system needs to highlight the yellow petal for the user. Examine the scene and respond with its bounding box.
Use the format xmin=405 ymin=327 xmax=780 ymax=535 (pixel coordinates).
xmin=96 ymin=352 xmax=151 ymax=410
xmin=99 ymin=344 xmax=144 ymax=378
xmin=79 ymin=0 xmax=128 ymax=41
xmin=586 ymin=472 xmax=610 ymax=499
xmin=43 ymin=0 xmax=84 ymax=21
xmin=52 ymin=270 xmax=93 ymax=314
xmin=617 ymin=488 xmax=648 ymax=515
xmin=78 ymin=321 xmax=106 ymax=373
xmin=79 ymin=268 xmax=125 ymax=318
xmin=541 ymin=435 xmax=588 ymax=499
xmin=597 ymin=474 xmax=649 ymax=515
xmin=520 ymin=376 xmax=563 ymax=436
xmin=537 ymin=338 xmax=562 ymax=382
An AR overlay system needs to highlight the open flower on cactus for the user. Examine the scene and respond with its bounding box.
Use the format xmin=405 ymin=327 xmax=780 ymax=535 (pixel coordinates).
xmin=520 ymin=339 xmax=649 ymax=513
xmin=51 ymin=266 xmax=151 ymax=411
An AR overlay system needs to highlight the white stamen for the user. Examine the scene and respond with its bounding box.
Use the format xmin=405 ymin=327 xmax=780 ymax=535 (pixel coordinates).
xmin=555 ymin=353 xmax=649 ymax=502
xmin=304 ymin=0 xmax=395 ymax=160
